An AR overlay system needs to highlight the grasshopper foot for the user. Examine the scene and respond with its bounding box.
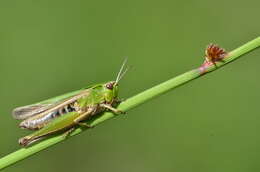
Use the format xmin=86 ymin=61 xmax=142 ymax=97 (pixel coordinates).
xmin=62 ymin=127 xmax=75 ymax=139
xmin=77 ymin=122 xmax=94 ymax=129
xmin=116 ymin=109 xmax=126 ymax=115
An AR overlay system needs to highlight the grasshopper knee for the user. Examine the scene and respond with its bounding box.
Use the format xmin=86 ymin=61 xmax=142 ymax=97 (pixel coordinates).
xmin=19 ymin=136 xmax=32 ymax=147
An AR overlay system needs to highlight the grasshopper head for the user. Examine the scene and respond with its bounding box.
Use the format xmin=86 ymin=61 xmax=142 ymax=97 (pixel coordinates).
xmin=103 ymin=58 xmax=129 ymax=103
xmin=103 ymin=81 xmax=118 ymax=103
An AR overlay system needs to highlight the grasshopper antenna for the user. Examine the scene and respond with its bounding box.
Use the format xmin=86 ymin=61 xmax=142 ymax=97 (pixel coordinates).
xmin=115 ymin=57 xmax=129 ymax=84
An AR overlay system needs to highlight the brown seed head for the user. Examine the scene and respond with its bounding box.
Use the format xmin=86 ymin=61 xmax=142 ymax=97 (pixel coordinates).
xmin=205 ymin=43 xmax=227 ymax=63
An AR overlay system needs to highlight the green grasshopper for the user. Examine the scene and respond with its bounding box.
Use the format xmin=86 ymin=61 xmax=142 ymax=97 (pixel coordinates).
xmin=12 ymin=59 xmax=128 ymax=146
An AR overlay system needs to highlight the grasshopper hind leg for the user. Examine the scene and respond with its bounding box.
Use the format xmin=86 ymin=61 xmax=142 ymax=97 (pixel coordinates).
xmin=19 ymin=127 xmax=76 ymax=146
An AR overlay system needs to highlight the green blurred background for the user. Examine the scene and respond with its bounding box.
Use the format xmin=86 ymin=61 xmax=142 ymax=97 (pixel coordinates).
xmin=0 ymin=0 xmax=259 ymax=171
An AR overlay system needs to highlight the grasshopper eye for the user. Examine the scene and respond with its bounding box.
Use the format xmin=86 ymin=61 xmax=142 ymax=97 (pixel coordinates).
xmin=105 ymin=82 xmax=115 ymax=90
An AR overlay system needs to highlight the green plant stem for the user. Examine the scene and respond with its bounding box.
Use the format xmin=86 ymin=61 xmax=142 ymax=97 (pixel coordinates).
xmin=0 ymin=37 xmax=259 ymax=170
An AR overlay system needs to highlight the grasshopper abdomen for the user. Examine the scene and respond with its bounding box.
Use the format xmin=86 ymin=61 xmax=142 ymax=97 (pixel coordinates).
xmin=19 ymin=102 xmax=77 ymax=130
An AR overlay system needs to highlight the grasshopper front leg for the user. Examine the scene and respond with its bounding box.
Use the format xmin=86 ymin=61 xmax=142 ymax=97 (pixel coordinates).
xmin=100 ymin=103 xmax=125 ymax=114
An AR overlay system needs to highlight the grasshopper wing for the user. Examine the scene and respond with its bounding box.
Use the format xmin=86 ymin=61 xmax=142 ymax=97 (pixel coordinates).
xmin=12 ymin=104 xmax=54 ymax=120
xmin=12 ymin=89 xmax=83 ymax=120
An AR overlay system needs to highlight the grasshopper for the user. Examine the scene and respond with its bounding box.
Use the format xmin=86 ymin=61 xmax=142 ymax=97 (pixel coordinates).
xmin=12 ymin=59 xmax=129 ymax=146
